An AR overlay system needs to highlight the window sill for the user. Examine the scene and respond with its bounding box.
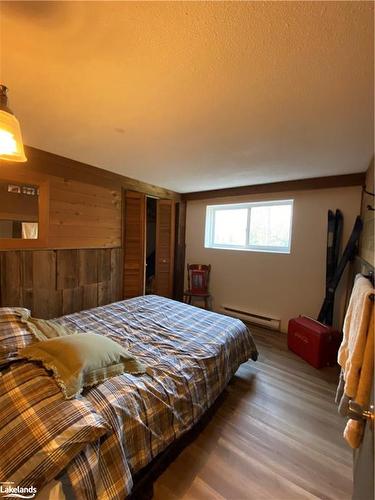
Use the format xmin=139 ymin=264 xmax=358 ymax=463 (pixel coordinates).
xmin=204 ymin=245 xmax=291 ymax=255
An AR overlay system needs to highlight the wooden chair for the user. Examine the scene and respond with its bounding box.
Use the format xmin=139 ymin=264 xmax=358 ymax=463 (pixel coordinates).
xmin=184 ymin=264 xmax=212 ymax=310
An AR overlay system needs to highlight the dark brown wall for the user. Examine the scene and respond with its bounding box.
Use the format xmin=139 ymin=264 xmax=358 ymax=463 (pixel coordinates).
xmin=0 ymin=248 xmax=123 ymax=318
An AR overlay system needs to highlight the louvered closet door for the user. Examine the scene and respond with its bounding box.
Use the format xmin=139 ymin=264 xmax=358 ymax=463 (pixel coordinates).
xmin=123 ymin=190 xmax=146 ymax=298
xmin=155 ymin=199 xmax=175 ymax=298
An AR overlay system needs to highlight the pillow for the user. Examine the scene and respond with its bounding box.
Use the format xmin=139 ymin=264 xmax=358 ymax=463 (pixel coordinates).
xmin=0 ymin=307 xmax=36 ymax=366
xmin=0 ymin=362 xmax=109 ymax=493
xmin=19 ymin=332 xmax=146 ymax=398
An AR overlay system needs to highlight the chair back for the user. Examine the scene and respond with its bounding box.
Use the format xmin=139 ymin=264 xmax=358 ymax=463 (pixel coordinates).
xmin=187 ymin=264 xmax=211 ymax=294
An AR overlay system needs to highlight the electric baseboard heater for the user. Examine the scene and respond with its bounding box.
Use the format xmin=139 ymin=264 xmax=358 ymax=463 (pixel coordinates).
xmin=220 ymin=305 xmax=281 ymax=331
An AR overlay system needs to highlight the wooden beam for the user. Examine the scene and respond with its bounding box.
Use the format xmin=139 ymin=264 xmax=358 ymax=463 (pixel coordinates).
xmin=182 ymin=173 xmax=365 ymax=201
xmin=1 ymin=146 xmax=181 ymax=201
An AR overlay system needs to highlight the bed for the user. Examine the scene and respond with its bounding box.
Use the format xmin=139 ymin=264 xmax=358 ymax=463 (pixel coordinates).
xmin=0 ymin=295 xmax=258 ymax=499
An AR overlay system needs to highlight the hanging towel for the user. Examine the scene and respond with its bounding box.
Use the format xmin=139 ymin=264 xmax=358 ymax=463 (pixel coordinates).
xmin=343 ymin=308 xmax=374 ymax=448
xmin=336 ymin=273 xmax=374 ymax=448
xmin=338 ymin=274 xmax=373 ymax=398
xmin=21 ymin=222 xmax=38 ymax=239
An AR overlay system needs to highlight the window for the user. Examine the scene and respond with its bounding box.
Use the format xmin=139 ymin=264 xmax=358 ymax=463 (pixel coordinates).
xmin=205 ymin=200 xmax=293 ymax=253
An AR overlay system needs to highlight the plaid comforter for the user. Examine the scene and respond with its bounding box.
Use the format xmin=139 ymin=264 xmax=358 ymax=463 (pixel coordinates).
xmin=5 ymin=295 xmax=258 ymax=499
xmin=0 ymin=363 xmax=109 ymax=494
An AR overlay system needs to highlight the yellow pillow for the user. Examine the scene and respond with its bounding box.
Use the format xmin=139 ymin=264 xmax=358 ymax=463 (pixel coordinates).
xmin=19 ymin=333 xmax=146 ymax=399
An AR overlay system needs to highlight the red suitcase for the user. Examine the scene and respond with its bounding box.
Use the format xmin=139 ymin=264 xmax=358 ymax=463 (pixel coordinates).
xmin=287 ymin=316 xmax=341 ymax=369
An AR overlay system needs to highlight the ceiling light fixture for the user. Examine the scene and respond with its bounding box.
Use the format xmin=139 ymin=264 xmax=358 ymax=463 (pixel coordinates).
xmin=0 ymin=84 xmax=27 ymax=162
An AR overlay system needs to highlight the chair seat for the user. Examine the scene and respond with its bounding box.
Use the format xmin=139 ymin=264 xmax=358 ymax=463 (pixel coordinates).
xmin=184 ymin=290 xmax=211 ymax=297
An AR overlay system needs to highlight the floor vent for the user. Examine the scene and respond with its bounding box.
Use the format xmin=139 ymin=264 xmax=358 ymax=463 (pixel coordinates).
xmin=221 ymin=305 xmax=280 ymax=331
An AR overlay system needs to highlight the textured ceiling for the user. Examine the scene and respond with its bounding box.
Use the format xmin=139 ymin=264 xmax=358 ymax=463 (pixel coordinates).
xmin=0 ymin=1 xmax=373 ymax=193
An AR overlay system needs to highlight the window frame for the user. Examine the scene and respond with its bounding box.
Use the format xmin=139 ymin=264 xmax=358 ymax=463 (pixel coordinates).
xmin=204 ymin=199 xmax=294 ymax=254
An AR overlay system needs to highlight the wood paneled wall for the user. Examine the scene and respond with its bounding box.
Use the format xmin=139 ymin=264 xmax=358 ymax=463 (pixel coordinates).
xmin=0 ymin=161 xmax=122 ymax=249
xmin=0 ymin=248 xmax=123 ymax=318
xmin=49 ymin=178 xmax=121 ymax=248
xmin=22 ymin=146 xmax=180 ymax=201
xmin=0 ymin=146 xmax=182 ymax=316
xmin=0 ymin=145 xmax=180 ymax=250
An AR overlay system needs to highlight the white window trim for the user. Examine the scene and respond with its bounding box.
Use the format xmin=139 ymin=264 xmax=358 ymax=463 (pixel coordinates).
xmin=205 ymin=199 xmax=294 ymax=254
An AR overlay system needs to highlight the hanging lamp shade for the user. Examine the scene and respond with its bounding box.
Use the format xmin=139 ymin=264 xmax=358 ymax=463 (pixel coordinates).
xmin=0 ymin=85 xmax=27 ymax=162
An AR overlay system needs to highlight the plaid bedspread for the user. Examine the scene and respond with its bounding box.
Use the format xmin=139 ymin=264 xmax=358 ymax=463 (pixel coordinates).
xmin=8 ymin=295 xmax=258 ymax=499
xmin=0 ymin=363 xmax=109 ymax=494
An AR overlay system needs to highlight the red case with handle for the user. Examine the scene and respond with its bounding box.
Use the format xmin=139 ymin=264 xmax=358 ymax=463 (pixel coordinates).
xmin=287 ymin=316 xmax=341 ymax=369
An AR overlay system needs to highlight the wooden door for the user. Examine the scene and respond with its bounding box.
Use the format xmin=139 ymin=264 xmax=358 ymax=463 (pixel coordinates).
xmin=123 ymin=190 xmax=145 ymax=298
xmin=155 ymin=199 xmax=175 ymax=298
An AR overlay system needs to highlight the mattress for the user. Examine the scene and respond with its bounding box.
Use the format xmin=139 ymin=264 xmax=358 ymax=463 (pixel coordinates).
xmin=3 ymin=295 xmax=258 ymax=499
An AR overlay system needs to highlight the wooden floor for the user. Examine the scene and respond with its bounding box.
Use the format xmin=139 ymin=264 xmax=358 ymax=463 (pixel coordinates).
xmin=153 ymin=327 xmax=352 ymax=500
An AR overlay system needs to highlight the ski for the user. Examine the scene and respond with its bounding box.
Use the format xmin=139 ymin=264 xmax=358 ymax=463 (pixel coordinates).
xmin=325 ymin=210 xmax=336 ymax=291
xmin=318 ymin=215 xmax=363 ymax=325
xmin=332 ymin=209 xmax=343 ymax=275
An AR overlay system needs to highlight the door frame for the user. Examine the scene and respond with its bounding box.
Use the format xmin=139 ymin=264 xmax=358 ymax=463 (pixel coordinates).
xmin=122 ymin=190 xmax=185 ymax=301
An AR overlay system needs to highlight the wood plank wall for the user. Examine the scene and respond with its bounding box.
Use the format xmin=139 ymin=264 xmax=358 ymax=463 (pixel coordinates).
xmin=0 ymin=145 xmax=180 ymax=249
xmin=0 ymin=162 xmax=122 ymax=249
xmin=0 ymin=248 xmax=123 ymax=318
xmin=49 ymin=178 xmax=121 ymax=248
xmin=0 ymin=146 xmax=182 ymax=317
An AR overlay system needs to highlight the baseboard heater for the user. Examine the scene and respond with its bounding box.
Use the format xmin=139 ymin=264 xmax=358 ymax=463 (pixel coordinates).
xmin=220 ymin=305 xmax=280 ymax=331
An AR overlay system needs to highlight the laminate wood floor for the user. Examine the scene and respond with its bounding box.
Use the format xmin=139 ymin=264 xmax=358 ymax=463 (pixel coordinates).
xmin=153 ymin=327 xmax=352 ymax=500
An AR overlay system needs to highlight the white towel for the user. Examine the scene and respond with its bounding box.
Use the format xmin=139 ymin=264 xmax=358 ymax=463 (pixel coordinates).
xmin=338 ymin=274 xmax=374 ymax=398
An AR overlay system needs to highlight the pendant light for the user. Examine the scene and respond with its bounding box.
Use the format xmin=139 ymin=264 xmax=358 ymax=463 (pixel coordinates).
xmin=0 ymin=84 xmax=27 ymax=162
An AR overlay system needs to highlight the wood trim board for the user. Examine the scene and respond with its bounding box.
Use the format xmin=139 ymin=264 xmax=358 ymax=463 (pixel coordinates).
xmin=3 ymin=146 xmax=181 ymax=201
xmin=182 ymin=173 xmax=366 ymax=201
